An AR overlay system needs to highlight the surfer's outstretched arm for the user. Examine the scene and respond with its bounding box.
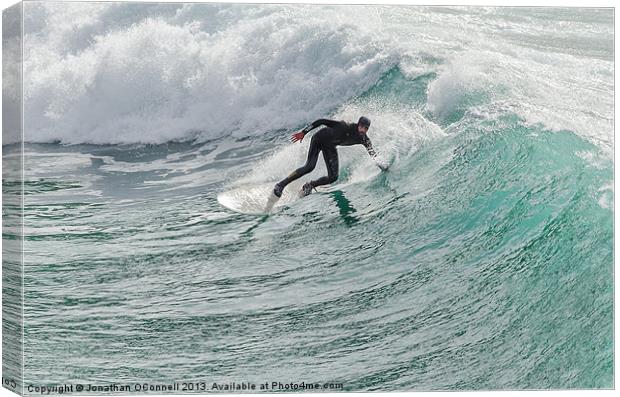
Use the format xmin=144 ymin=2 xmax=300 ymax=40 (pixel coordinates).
xmin=291 ymin=119 xmax=343 ymax=143
xmin=362 ymin=135 xmax=389 ymax=171
xmin=304 ymin=119 xmax=343 ymax=131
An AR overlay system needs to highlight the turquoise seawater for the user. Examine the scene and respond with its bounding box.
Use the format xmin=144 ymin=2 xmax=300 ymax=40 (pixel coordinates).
xmin=2 ymin=3 xmax=613 ymax=393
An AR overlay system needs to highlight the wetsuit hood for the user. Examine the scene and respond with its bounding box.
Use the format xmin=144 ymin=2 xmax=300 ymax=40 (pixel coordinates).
xmin=357 ymin=116 xmax=371 ymax=128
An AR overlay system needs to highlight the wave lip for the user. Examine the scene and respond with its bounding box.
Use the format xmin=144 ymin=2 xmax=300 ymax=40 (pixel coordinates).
xmin=21 ymin=3 xmax=397 ymax=145
xmin=15 ymin=3 xmax=613 ymax=152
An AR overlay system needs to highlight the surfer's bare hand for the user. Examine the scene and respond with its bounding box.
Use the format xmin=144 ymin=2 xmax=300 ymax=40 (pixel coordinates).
xmin=291 ymin=131 xmax=305 ymax=143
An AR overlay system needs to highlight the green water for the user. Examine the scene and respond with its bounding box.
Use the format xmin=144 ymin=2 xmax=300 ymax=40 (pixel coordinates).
xmin=3 ymin=106 xmax=611 ymax=391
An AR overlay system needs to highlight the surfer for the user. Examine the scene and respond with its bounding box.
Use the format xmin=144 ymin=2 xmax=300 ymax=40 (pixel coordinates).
xmin=273 ymin=116 xmax=388 ymax=198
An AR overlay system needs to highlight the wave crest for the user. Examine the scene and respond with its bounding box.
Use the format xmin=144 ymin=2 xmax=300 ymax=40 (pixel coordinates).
xmin=22 ymin=3 xmax=394 ymax=144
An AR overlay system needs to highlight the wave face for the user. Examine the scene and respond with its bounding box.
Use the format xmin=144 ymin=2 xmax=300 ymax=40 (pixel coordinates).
xmin=6 ymin=3 xmax=613 ymax=391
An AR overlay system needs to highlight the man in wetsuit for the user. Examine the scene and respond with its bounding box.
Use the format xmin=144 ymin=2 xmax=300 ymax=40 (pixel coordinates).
xmin=273 ymin=116 xmax=388 ymax=198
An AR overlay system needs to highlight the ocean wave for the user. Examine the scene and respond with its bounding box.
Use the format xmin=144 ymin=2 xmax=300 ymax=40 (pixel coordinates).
xmin=13 ymin=3 xmax=613 ymax=153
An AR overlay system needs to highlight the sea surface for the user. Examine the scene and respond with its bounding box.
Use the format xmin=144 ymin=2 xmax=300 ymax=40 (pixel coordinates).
xmin=2 ymin=2 xmax=614 ymax=392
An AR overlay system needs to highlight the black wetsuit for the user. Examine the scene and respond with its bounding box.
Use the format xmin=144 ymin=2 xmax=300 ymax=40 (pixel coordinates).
xmin=277 ymin=119 xmax=377 ymax=189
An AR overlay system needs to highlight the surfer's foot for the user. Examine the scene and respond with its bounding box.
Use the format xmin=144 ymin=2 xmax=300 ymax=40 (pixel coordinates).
xmin=300 ymin=182 xmax=314 ymax=197
xmin=273 ymin=183 xmax=284 ymax=198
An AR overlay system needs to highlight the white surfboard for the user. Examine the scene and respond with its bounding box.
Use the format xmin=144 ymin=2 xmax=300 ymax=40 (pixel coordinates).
xmin=217 ymin=182 xmax=302 ymax=215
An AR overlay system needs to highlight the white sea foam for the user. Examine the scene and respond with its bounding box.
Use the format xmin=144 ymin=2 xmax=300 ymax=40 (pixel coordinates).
xmin=17 ymin=3 xmax=613 ymax=154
